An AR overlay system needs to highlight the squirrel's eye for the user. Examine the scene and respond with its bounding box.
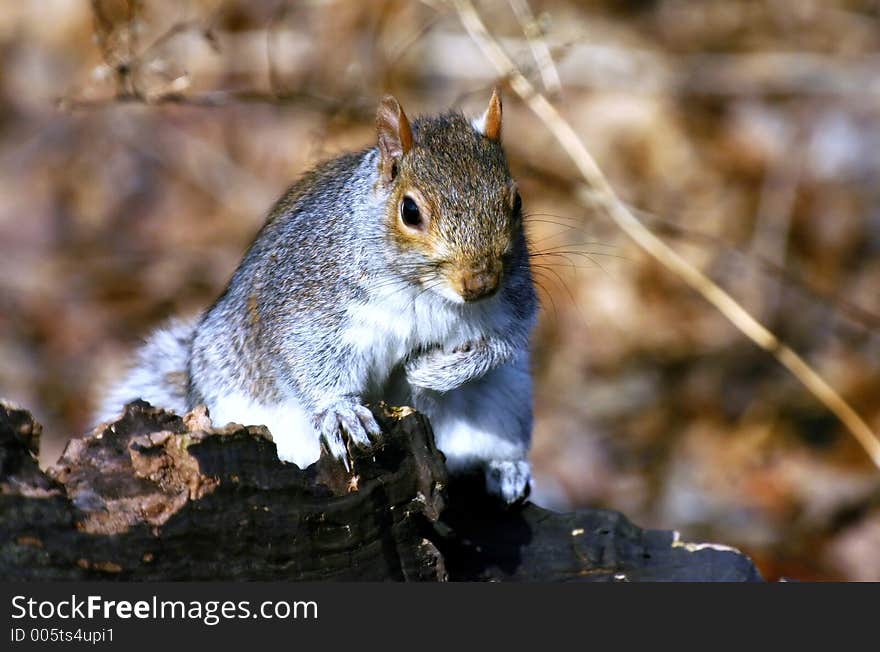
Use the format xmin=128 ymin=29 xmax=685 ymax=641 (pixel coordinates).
xmin=400 ymin=196 xmax=423 ymax=229
xmin=512 ymin=192 xmax=522 ymax=215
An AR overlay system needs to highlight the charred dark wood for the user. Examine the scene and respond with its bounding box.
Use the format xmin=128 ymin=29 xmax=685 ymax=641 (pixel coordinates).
xmin=0 ymin=401 xmax=761 ymax=581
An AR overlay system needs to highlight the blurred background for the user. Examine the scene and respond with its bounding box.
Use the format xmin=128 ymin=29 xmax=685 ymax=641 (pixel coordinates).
xmin=1 ymin=0 xmax=880 ymax=580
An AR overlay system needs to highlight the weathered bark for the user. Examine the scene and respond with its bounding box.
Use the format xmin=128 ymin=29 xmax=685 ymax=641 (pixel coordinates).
xmin=0 ymin=400 xmax=761 ymax=581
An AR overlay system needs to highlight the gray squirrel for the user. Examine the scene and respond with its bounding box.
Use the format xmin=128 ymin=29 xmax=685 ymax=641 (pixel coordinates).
xmin=98 ymin=90 xmax=538 ymax=503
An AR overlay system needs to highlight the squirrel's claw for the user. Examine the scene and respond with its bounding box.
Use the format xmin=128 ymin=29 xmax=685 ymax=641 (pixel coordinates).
xmin=316 ymin=399 xmax=382 ymax=471
xmin=318 ymin=416 xmax=350 ymax=471
xmin=351 ymin=404 xmax=383 ymax=440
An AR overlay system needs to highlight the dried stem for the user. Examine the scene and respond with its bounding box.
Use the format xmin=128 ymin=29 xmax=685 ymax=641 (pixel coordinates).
xmin=508 ymin=0 xmax=561 ymax=95
xmin=453 ymin=0 xmax=880 ymax=469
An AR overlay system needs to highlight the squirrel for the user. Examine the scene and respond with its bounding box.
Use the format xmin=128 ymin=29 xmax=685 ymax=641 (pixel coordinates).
xmin=97 ymin=89 xmax=538 ymax=503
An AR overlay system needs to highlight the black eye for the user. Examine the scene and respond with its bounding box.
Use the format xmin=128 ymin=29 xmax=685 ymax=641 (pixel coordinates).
xmin=512 ymin=192 xmax=522 ymax=214
xmin=400 ymin=196 xmax=422 ymax=228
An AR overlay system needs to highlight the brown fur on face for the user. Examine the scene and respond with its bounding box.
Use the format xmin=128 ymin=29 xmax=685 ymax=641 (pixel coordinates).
xmin=376 ymin=100 xmax=523 ymax=302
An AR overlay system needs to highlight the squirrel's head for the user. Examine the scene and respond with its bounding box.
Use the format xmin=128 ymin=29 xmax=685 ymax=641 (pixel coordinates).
xmin=375 ymin=90 xmax=523 ymax=304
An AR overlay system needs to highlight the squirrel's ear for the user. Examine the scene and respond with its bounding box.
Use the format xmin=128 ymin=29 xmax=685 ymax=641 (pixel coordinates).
xmin=475 ymin=87 xmax=503 ymax=142
xmin=377 ymin=95 xmax=413 ymax=182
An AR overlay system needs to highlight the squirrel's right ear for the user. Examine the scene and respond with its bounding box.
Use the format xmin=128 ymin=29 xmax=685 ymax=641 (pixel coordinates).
xmin=376 ymin=95 xmax=413 ymax=183
xmin=474 ymin=87 xmax=503 ymax=142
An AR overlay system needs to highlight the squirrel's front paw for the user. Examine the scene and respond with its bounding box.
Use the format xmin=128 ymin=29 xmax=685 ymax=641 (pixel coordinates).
xmin=485 ymin=460 xmax=531 ymax=505
xmin=405 ymin=348 xmax=469 ymax=393
xmin=315 ymin=399 xmax=382 ymax=470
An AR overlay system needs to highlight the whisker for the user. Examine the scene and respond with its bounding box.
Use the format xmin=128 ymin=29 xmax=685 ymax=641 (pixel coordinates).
xmin=529 ymin=270 xmax=559 ymax=323
xmin=529 ymin=265 xmax=591 ymax=330
xmin=531 ymin=241 xmax=621 ymax=252
xmin=523 ymin=211 xmax=585 ymax=224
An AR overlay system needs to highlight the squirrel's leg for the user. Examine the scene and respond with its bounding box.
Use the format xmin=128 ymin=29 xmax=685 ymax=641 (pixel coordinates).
xmin=206 ymin=394 xmax=380 ymax=471
xmin=193 ymin=325 xmax=381 ymax=470
xmin=412 ymin=349 xmax=533 ymax=504
xmin=207 ymin=395 xmax=322 ymax=468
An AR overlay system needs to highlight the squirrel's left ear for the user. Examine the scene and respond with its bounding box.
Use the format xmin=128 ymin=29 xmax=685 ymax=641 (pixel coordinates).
xmin=377 ymin=95 xmax=413 ymax=183
xmin=474 ymin=87 xmax=502 ymax=142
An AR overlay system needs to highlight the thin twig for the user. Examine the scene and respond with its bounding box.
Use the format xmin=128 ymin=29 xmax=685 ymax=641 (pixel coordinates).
xmin=745 ymin=124 xmax=804 ymax=319
xmin=267 ymin=2 xmax=289 ymax=98
xmin=387 ymin=7 xmax=448 ymax=68
xmin=508 ymin=0 xmax=561 ymax=96
xmin=453 ymin=0 xmax=880 ymax=470
xmin=57 ymin=88 xmax=374 ymax=120
xmin=629 ymin=208 xmax=880 ymax=333
xmin=139 ymin=19 xmax=201 ymax=60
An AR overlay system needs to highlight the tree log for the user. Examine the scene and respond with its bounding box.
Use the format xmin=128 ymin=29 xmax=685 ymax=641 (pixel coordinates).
xmin=0 ymin=400 xmax=761 ymax=581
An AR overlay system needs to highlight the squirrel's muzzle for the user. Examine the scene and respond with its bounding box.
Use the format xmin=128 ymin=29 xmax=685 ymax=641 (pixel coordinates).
xmin=455 ymin=265 xmax=502 ymax=303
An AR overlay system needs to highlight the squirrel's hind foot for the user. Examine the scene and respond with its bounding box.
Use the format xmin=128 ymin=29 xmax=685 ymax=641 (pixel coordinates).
xmin=315 ymin=398 xmax=382 ymax=471
xmin=485 ymin=459 xmax=531 ymax=505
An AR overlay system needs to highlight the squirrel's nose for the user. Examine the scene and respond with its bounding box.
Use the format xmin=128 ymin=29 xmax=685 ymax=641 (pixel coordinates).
xmin=457 ymin=266 xmax=502 ymax=302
